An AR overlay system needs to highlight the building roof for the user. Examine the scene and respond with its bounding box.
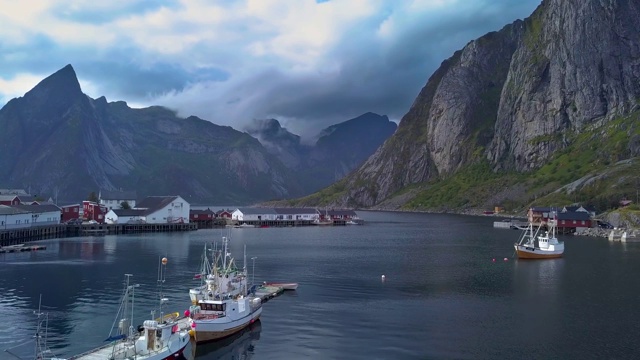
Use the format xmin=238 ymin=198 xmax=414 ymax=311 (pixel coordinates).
xmin=0 ymin=195 xmax=18 ymax=201
xmin=136 ymin=196 xmax=181 ymax=212
xmin=60 ymin=204 xmax=81 ymax=208
xmin=327 ymin=209 xmax=358 ymax=216
xmin=9 ymin=204 xmax=62 ymax=213
xmin=16 ymin=195 xmax=37 ymax=203
xmin=235 ymin=207 xmax=279 ymax=215
xmin=100 ymin=189 xmax=138 ymax=200
xmin=111 ymin=209 xmax=148 ymax=217
xmin=0 ymin=189 xmax=28 ymax=195
xmin=530 ymin=207 xmax=557 ymax=212
xmin=557 ymin=212 xmax=591 ymax=221
xmin=190 ymin=209 xmax=215 ymax=215
xmin=274 ymin=207 xmax=318 ymax=215
xmin=0 ymin=205 xmax=29 ymax=215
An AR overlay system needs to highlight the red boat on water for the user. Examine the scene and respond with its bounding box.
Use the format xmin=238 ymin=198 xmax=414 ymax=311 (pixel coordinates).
xmin=264 ymin=282 xmax=298 ymax=290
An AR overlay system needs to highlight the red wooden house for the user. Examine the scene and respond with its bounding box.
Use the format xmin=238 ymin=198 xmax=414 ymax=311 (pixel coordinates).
xmin=61 ymin=204 xmax=82 ymax=223
xmin=190 ymin=209 xmax=215 ymax=227
xmin=82 ymin=201 xmax=109 ymax=223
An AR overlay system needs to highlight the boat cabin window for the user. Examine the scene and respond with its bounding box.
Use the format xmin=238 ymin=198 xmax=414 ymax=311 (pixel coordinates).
xmin=201 ymin=303 xmax=226 ymax=311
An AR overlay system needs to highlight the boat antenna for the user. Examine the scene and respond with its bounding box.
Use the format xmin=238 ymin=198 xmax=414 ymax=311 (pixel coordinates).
xmin=157 ymin=256 xmax=168 ymax=322
xmin=4 ymin=295 xmax=60 ymax=360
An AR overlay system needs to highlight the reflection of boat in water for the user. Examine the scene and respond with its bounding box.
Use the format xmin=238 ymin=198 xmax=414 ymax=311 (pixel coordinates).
xmin=194 ymin=319 xmax=261 ymax=359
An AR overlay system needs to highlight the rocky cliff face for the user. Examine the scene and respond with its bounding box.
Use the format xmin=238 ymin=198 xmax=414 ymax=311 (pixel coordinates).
xmin=489 ymin=0 xmax=640 ymax=170
xmin=336 ymin=0 xmax=640 ymax=208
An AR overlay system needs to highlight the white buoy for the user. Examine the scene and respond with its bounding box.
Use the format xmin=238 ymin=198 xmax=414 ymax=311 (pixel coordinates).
xmin=381 ymin=275 xmax=386 ymax=281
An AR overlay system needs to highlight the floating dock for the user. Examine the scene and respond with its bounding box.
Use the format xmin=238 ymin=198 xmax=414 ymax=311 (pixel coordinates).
xmin=0 ymin=244 xmax=47 ymax=254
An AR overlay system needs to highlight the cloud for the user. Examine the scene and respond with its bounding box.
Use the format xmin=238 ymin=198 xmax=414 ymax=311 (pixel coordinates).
xmin=0 ymin=0 xmax=541 ymax=138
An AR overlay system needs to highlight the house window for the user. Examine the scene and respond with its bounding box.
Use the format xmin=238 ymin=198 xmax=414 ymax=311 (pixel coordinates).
xmin=65 ymin=208 xmax=69 ymax=212
xmin=581 ymin=220 xmax=585 ymax=225
xmin=561 ymin=220 xmax=565 ymax=224
xmin=74 ymin=208 xmax=78 ymax=212
xmin=194 ymin=214 xmax=198 ymax=218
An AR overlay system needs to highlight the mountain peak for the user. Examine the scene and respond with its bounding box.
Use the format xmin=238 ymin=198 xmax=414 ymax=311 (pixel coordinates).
xmin=24 ymin=64 xmax=83 ymax=101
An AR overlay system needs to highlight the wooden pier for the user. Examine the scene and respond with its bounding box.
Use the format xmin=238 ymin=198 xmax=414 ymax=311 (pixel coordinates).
xmin=232 ymin=219 xmax=349 ymax=227
xmin=0 ymin=223 xmax=198 ymax=247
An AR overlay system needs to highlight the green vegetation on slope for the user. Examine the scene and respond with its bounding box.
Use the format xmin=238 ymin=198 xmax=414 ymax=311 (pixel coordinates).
xmin=399 ymin=109 xmax=640 ymax=213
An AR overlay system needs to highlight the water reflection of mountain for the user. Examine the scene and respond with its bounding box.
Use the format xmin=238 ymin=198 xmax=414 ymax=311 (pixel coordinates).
xmin=194 ymin=320 xmax=261 ymax=359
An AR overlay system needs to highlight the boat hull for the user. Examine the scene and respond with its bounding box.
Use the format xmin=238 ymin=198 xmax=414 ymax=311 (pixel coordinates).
xmin=514 ymin=244 xmax=563 ymax=259
xmin=192 ymin=307 xmax=262 ymax=344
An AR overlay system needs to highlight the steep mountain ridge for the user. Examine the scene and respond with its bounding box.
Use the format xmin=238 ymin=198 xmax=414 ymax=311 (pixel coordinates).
xmin=246 ymin=112 xmax=397 ymax=194
xmin=0 ymin=65 xmax=302 ymax=204
xmin=317 ymin=0 xmax=640 ymax=209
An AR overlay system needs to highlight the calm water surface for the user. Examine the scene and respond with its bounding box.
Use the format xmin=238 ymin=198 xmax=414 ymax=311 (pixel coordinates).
xmin=1 ymin=211 xmax=640 ymax=359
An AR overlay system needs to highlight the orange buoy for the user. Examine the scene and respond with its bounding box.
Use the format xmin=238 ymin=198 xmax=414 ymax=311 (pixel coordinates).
xmin=162 ymin=257 xmax=168 ymax=265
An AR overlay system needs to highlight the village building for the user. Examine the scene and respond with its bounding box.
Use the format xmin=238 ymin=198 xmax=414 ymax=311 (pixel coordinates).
xmin=105 ymin=209 xmax=148 ymax=224
xmin=60 ymin=204 xmax=82 ymax=223
xmin=557 ymin=211 xmax=592 ymax=230
xmin=82 ymin=201 xmax=109 ymax=223
xmin=6 ymin=204 xmax=62 ymax=227
xmin=0 ymin=205 xmax=31 ymax=230
xmin=135 ymin=196 xmax=190 ymax=224
xmin=327 ymin=209 xmax=359 ymax=221
xmin=274 ymin=208 xmax=318 ymax=221
xmin=232 ymin=208 xmax=279 ymax=222
xmin=216 ymin=209 xmax=233 ymax=219
xmin=99 ymin=190 xmax=137 ymax=210
xmin=190 ymin=208 xmax=216 ymax=226
xmin=104 ymin=196 xmax=190 ymax=224
xmin=0 ymin=195 xmax=20 ymax=206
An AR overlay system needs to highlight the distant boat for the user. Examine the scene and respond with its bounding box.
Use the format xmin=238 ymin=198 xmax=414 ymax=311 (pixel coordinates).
xmin=264 ymin=282 xmax=298 ymax=290
xmin=514 ymin=215 xmax=564 ymax=259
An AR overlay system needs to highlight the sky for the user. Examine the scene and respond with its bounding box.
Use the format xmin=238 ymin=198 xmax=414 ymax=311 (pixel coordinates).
xmin=0 ymin=0 xmax=540 ymax=139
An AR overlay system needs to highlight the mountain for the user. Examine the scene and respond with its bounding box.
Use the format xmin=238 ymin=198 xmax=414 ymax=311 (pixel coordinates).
xmin=245 ymin=113 xmax=397 ymax=194
xmin=0 ymin=65 xmax=303 ymax=204
xmin=293 ymin=0 xmax=640 ymax=212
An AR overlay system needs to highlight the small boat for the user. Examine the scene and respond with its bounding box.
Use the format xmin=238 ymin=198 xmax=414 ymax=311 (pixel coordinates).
xmin=187 ymin=237 xmax=262 ymax=344
xmin=514 ymin=214 xmax=564 ymax=259
xmin=69 ymin=261 xmax=192 ymax=360
xmin=264 ymin=282 xmax=298 ymax=290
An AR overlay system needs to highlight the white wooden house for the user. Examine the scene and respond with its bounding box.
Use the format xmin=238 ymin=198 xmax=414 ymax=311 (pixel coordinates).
xmin=274 ymin=208 xmax=319 ymax=221
xmin=105 ymin=209 xmax=148 ymax=224
xmin=99 ymin=190 xmax=138 ymax=210
xmin=232 ymin=208 xmax=279 ymax=222
xmin=0 ymin=205 xmax=32 ymax=230
xmin=9 ymin=204 xmax=61 ymax=226
xmin=135 ymin=196 xmax=190 ymax=224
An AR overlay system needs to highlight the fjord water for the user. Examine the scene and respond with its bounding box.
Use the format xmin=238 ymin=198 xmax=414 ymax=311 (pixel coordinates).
xmin=1 ymin=211 xmax=639 ymax=359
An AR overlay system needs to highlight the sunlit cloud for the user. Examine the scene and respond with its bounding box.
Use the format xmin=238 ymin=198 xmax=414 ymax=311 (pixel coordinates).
xmin=0 ymin=0 xmax=541 ymax=138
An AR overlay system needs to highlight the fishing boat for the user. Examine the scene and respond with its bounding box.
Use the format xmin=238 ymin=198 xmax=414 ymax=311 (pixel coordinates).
xmin=514 ymin=215 xmax=564 ymax=259
xmin=187 ymin=237 xmax=262 ymax=344
xmin=69 ymin=260 xmax=192 ymax=360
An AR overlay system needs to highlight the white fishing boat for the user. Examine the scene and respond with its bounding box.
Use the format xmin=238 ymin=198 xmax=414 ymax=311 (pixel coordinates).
xmin=187 ymin=237 xmax=262 ymax=344
xmin=514 ymin=215 xmax=564 ymax=259
xmin=69 ymin=260 xmax=192 ymax=360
